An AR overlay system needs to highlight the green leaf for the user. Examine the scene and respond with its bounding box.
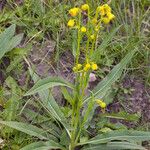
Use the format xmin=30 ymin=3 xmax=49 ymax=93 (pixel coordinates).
xmin=0 ymin=121 xmax=48 ymax=140
xmin=83 ymin=48 xmax=137 ymax=104
xmin=7 ymin=33 xmax=24 ymax=51
xmin=83 ymin=142 xmax=146 ymax=150
xmin=61 ymin=87 xmax=73 ymax=105
xmin=102 ymin=111 xmax=140 ymax=122
xmin=24 ymin=76 xmax=74 ymax=96
xmin=79 ymin=130 xmax=150 ymax=145
xmin=0 ymin=24 xmax=23 ymax=60
xmin=20 ymin=140 xmax=64 ymax=150
xmin=27 ymin=65 xmax=71 ymax=137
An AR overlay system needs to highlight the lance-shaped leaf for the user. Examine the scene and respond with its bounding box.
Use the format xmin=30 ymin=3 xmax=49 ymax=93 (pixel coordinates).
xmin=0 ymin=121 xmax=49 ymax=140
xmin=79 ymin=130 xmax=150 ymax=145
xmin=0 ymin=24 xmax=23 ymax=60
xmin=82 ymin=142 xmax=146 ymax=150
xmin=20 ymin=140 xmax=65 ymax=150
xmin=27 ymin=65 xmax=71 ymax=137
xmin=24 ymin=76 xmax=74 ymax=96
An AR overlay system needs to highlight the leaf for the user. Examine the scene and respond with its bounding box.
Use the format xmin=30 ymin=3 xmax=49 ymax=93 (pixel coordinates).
xmin=102 ymin=111 xmax=140 ymax=122
xmin=0 ymin=24 xmax=23 ymax=60
xmin=83 ymin=48 xmax=137 ymax=104
xmin=0 ymin=121 xmax=49 ymax=140
xmin=0 ymin=24 xmax=15 ymax=59
xmin=20 ymin=140 xmax=64 ymax=150
xmin=27 ymin=65 xmax=71 ymax=137
xmin=83 ymin=142 xmax=146 ymax=150
xmin=7 ymin=33 xmax=24 ymax=52
xmin=24 ymin=76 xmax=74 ymax=96
xmin=79 ymin=130 xmax=150 ymax=145
xmin=61 ymin=87 xmax=73 ymax=105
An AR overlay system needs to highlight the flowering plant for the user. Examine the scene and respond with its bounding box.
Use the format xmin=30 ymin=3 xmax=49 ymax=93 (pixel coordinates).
xmin=1 ymin=3 xmax=150 ymax=150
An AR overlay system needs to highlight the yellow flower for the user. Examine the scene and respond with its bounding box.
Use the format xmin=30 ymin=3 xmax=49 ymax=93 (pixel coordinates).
xmin=107 ymin=12 xmax=115 ymax=20
xmin=90 ymin=34 xmax=95 ymax=40
xmin=67 ymin=19 xmax=75 ymax=27
xmin=73 ymin=64 xmax=82 ymax=72
xmin=84 ymin=63 xmax=91 ymax=71
xmin=77 ymin=64 xmax=82 ymax=69
xmin=100 ymin=102 xmax=107 ymax=108
xmin=102 ymin=17 xmax=110 ymax=24
xmin=103 ymin=4 xmax=111 ymax=13
xmin=97 ymin=4 xmax=111 ymax=16
xmin=91 ymin=63 xmax=98 ymax=70
xmin=96 ymin=99 xmax=106 ymax=108
xmin=73 ymin=66 xmax=77 ymax=72
xmin=69 ymin=7 xmax=80 ymax=17
xmin=92 ymin=18 xmax=98 ymax=25
xmin=80 ymin=26 xmax=87 ymax=33
xmin=95 ymin=26 xmax=99 ymax=32
xmin=97 ymin=6 xmax=105 ymax=16
xmin=81 ymin=4 xmax=89 ymax=11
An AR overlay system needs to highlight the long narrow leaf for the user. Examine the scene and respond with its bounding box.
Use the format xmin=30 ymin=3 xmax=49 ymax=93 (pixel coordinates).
xmin=83 ymin=142 xmax=146 ymax=150
xmin=27 ymin=65 xmax=71 ymax=137
xmin=20 ymin=140 xmax=64 ymax=150
xmin=0 ymin=121 xmax=48 ymax=140
xmin=24 ymin=76 xmax=73 ymax=96
xmin=79 ymin=130 xmax=150 ymax=145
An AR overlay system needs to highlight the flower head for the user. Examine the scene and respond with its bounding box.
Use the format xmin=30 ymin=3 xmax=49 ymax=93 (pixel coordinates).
xmin=92 ymin=18 xmax=98 ymax=25
xmin=69 ymin=7 xmax=80 ymax=17
xmin=91 ymin=63 xmax=98 ymax=70
xmin=84 ymin=63 xmax=91 ymax=71
xmin=96 ymin=99 xmax=106 ymax=108
xmin=77 ymin=64 xmax=82 ymax=69
xmin=103 ymin=4 xmax=111 ymax=14
xmin=97 ymin=4 xmax=111 ymax=16
xmin=90 ymin=34 xmax=95 ymax=40
xmin=95 ymin=26 xmax=99 ymax=32
xmin=73 ymin=64 xmax=82 ymax=72
xmin=97 ymin=6 xmax=105 ymax=16
xmin=80 ymin=26 xmax=87 ymax=33
xmin=67 ymin=19 xmax=75 ymax=27
xmin=81 ymin=4 xmax=89 ymax=11
xmin=107 ymin=12 xmax=115 ymax=20
xmin=102 ymin=17 xmax=110 ymax=24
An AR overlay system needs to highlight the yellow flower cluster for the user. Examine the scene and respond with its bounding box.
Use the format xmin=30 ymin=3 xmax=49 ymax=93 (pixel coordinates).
xmin=97 ymin=4 xmax=115 ymax=24
xmin=73 ymin=62 xmax=98 ymax=72
xmin=67 ymin=4 xmax=89 ymax=29
xmin=96 ymin=99 xmax=106 ymax=108
xmin=83 ymin=62 xmax=98 ymax=71
xmin=67 ymin=3 xmax=115 ymax=28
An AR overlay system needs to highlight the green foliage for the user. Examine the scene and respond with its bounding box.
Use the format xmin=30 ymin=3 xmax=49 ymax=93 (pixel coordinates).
xmin=0 ymin=24 xmax=23 ymax=60
xmin=0 ymin=0 xmax=149 ymax=150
